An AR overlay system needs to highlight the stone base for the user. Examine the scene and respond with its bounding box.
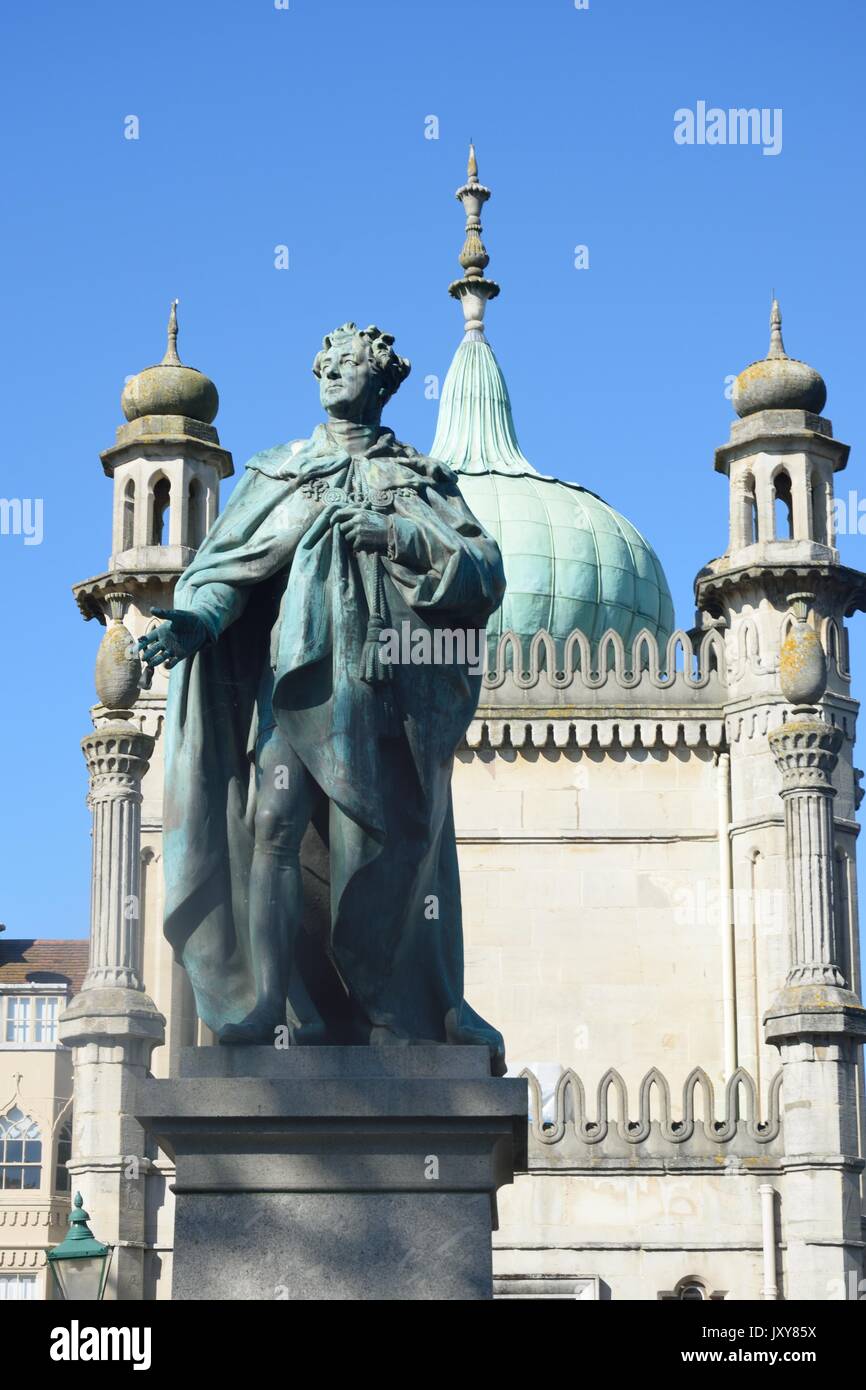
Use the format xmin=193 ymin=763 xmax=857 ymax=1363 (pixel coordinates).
xmin=764 ymin=983 xmax=866 ymax=1043
xmin=136 ymin=1045 xmax=528 ymax=1301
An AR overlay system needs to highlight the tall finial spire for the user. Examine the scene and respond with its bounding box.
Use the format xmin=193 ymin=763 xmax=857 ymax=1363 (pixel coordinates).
xmin=120 ymin=299 xmax=220 ymax=425
xmin=732 ymin=298 xmax=827 ymax=418
xmin=162 ymin=298 xmax=181 ymax=367
xmin=448 ymin=144 xmax=500 ymax=339
xmin=768 ymin=296 xmax=787 ymax=360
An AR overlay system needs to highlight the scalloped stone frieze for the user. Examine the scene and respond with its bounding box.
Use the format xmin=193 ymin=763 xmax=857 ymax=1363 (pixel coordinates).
xmin=483 ymin=627 xmax=726 ymax=695
xmin=520 ymin=1064 xmax=783 ymax=1163
xmin=477 ymin=620 xmax=849 ymax=714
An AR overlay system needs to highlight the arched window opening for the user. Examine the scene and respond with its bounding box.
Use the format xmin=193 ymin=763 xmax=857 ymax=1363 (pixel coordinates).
xmin=54 ymin=1119 xmax=72 ymax=1193
xmin=811 ymin=478 xmax=827 ymax=544
xmin=0 ymin=1108 xmax=41 ymax=1190
xmin=678 ymin=1282 xmax=706 ymax=1301
xmin=833 ymin=852 xmax=852 ymax=988
xmin=659 ymin=1274 xmax=726 ymax=1301
xmin=151 ymin=476 xmax=171 ymax=545
xmin=742 ymin=474 xmax=758 ymax=544
xmin=122 ymin=480 xmax=135 ymax=550
xmin=188 ymin=478 xmax=206 ymax=548
xmin=773 ymin=471 xmax=794 ymax=540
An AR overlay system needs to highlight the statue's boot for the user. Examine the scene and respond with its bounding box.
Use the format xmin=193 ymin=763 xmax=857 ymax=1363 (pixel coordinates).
xmin=445 ymin=1007 xmax=508 ymax=1077
xmin=368 ymin=1023 xmax=413 ymax=1048
xmin=218 ymin=1001 xmax=286 ymax=1045
xmin=290 ymin=1018 xmax=334 ymax=1046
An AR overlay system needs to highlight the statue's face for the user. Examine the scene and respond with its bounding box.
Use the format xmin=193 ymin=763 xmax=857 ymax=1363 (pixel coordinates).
xmin=318 ymin=335 xmax=383 ymax=423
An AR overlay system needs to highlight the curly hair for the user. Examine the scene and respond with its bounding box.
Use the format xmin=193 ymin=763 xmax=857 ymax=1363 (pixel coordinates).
xmin=312 ymin=322 xmax=411 ymax=404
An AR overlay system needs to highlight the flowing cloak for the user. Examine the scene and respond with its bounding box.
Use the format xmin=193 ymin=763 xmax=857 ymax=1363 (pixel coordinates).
xmin=162 ymin=423 xmax=507 ymax=1069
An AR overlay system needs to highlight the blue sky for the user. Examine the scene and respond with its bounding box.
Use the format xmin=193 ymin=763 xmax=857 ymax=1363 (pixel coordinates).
xmin=0 ymin=0 xmax=864 ymax=938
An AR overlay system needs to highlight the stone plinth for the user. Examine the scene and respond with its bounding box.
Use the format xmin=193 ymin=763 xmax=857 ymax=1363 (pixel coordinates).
xmin=136 ymin=1045 xmax=528 ymax=1301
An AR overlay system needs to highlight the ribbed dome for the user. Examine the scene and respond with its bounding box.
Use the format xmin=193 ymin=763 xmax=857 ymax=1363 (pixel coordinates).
xmin=431 ymin=144 xmax=674 ymax=661
xmin=733 ymin=299 xmax=826 ymax=418
xmin=431 ymin=336 xmax=674 ymax=656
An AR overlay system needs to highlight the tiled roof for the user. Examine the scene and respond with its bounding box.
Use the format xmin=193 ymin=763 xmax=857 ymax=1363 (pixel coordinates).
xmin=0 ymin=940 xmax=90 ymax=998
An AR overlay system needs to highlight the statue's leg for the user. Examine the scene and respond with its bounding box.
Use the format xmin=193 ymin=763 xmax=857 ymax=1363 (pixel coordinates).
xmin=219 ymin=728 xmax=316 ymax=1044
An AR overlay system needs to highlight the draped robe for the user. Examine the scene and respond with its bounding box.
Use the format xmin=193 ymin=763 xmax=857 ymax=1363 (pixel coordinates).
xmin=162 ymin=423 xmax=507 ymax=1072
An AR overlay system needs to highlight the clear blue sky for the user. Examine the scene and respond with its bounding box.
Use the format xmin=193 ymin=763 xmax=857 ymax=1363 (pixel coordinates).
xmin=1 ymin=0 xmax=864 ymax=939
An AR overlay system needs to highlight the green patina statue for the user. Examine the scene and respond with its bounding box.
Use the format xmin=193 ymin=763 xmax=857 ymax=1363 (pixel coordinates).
xmin=139 ymin=323 xmax=507 ymax=1074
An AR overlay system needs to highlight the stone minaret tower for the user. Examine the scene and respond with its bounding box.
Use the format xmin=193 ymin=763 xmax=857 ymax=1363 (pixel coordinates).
xmin=62 ymin=305 xmax=232 ymax=1298
xmin=696 ymin=301 xmax=866 ymax=1298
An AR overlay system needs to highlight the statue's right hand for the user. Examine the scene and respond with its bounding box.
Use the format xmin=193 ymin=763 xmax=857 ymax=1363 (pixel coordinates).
xmin=138 ymin=608 xmax=209 ymax=670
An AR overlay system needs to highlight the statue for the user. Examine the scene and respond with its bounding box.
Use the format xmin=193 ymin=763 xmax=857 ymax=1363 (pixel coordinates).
xmin=139 ymin=322 xmax=508 ymax=1074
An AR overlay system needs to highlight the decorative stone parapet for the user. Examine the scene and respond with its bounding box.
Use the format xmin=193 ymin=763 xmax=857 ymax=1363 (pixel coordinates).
xmin=481 ymin=627 xmax=726 ymax=705
xmin=521 ymin=1065 xmax=783 ymax=1166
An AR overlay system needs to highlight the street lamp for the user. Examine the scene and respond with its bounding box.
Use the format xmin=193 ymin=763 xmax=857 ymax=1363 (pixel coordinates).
xmin=47 ymin=1192 xmax=113 ymax=1301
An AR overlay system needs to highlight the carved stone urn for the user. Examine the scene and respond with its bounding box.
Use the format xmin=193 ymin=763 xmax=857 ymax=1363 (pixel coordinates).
xmin=778 ymin=592 xmax=826 ymax=708
xmin=94 ymin=592 xmax=141 ymax=712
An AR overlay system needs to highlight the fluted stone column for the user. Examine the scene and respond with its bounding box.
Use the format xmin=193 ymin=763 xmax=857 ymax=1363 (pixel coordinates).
xmin=81 ymin=721 xmax=153 ymax=992
xmin=60 ymin=602 xmax=165 ymax=1300
xmin=770 ymin=716 xmax=846 ymax=991
xmin=764 ymin=600 xmax=866 ymax=1300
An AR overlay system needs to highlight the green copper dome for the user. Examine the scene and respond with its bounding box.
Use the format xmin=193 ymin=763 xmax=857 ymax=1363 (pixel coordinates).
xmin=430 ymin=145 xmax=675 ymax=664
xmin=430 ymin=337 xmax=675 ymax=658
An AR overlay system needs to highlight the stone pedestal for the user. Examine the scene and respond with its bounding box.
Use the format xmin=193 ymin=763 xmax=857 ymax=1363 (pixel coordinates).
xmin=136 ymin=1045 xmax=528 ymax=1301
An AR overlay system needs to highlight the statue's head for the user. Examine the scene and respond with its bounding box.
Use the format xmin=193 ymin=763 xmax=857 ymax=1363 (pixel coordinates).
xmin=313 ymin=323 xmax=411 ymax=425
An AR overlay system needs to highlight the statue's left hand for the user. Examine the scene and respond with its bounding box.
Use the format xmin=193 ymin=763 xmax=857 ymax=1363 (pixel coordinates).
xmin=331 ymin=505 xmax=389 ymax=553
xmin=138 ymin=608 xmax=210 ymax=670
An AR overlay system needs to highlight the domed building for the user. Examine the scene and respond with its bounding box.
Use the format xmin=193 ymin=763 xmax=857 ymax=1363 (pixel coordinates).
xmin=430 ymin=150 xmax=674 ymax=664
xmin=4 ymin=151 xmax=864 ymax=1305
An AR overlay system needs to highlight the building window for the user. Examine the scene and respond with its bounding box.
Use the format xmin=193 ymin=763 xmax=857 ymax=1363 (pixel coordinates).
xmin=188 ymin=478 xmax=207 ymax=547
xmin=151 ymin=475 xmax=171 ymax=545
xmin=773 ymin=470 xmax=794 ymax=540
xmin=0 ymin=1274 xmax=38 ymax=1301
xmin=0 ymin=1107 xmax=42 ymax=1190
xmin=811 ymin=477 xmax=827 ymax=544
xmin=4 ymin=995 xmax=30 ymax=1042
xmin=741 ymin=473 xmax=757 ymax=544
xmin=659 ymin=1275 xmax=727 ymax=1301
xmin=2 ymin=993 xmax=63 ymax=1044
xmin=55 ymin=1120 xmax=72 ymax=1193
xmin=122 ymin=479 xmax=135 ymax=550
xmin=678 ymin=1282 xmax=706 ymax=1301
xmin=35 ymin=996 xmax=58 ymax=1043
